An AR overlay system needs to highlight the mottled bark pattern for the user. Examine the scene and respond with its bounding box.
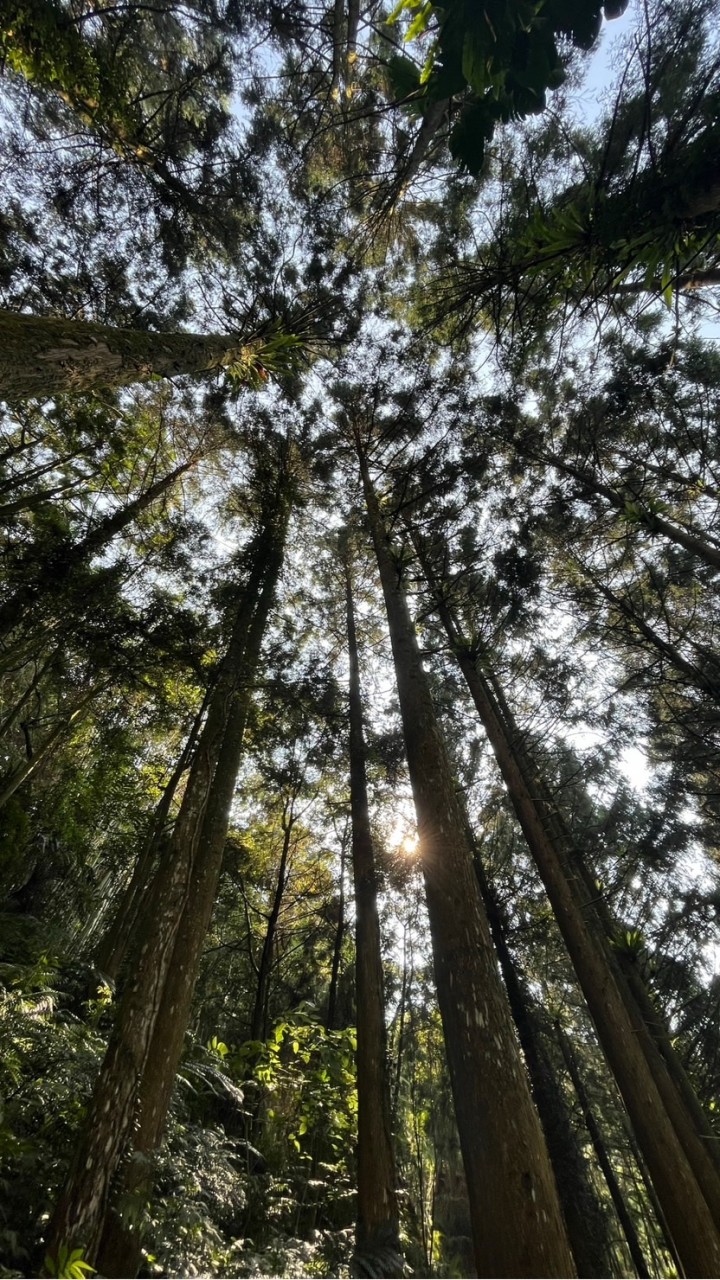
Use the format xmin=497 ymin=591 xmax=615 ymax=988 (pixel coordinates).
xmin=0 ymin=310 xmax=256 ymax=400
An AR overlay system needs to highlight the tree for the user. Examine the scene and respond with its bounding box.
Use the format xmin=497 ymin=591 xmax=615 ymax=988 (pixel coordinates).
xmin=403 ymin=512 xmax=720 ymax=1276
xmin=4 ymin=2 xmax=720 ymax=1276
xmin=0 ymin=310 xmax=288 ymax=401
xmin=44 ymin=430 xmax=298 ymax=1271
xmin=352 ymin=416 xmax=575 ymax=1277
xmin=342 ymin=530 xmax=402 ymax=1278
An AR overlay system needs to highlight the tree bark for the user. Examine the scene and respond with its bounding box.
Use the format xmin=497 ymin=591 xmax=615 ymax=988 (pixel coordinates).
xmin=44 ymin=456 xmax=292 ymax=1270
xmin=472 ymin=850 xmax=614 ymax=1278
xmin=555 ymin=1025 xmax=651 ymax=1280
xmin=326 ymin=819 xmax=348 ymax=1031
xmin=415 ymin=550 xmax=720 ymax=1275
xmin=250 ymin=800 xmax=296 ymax=1044
xmin=0 ymin=310 xmax=260 ymax=401
xmin=344 ymin=541 xmax=402 ymax=1278
xmin=94 ymin=481 xmax=292 ymax=1278
xmin=93 ymin=691 xmax=211 ymax=983
xmin=357 ymin=438 xmax=575 ymax=1278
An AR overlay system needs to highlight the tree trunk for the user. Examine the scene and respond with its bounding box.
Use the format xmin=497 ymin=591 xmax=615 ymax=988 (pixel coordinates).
xmin=94 ymin=489 xmax=291 ymax=1279
xmin=94 ymin=691 xmax=211 ymax=983
xmin=344 ymin=542 xmax=402 ymax=1278
xmin=618 ymin=950 xmax=720 ymax=1176
xmin=472 ymin=850 xmax=614 ymax=1278
xmin=250 ymin=802 xmax=296 ymax=1044
xmin=43 ymin=465 xmax=291 ymax=1270
xmin=326 ymin=819 xmax=348 ymax=1031
xmin=357 ymin=439 xmax=575 ymax=1278
xmin=555 ymin=1025 xmax=651 ymax=1280
xmin=0 ymin=456 xmax=194 ymax=640
xmin=417 ymin=558 xmax=720 ymax=1274
xmin=0 ymin=310 xmax=261 ymax=401
xmin=330 ymin=0 xmax=345 ymax=91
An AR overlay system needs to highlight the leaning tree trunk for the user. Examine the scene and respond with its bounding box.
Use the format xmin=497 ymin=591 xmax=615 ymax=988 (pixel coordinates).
xmin=618 ymin=952 xmax=720 ymax=1175
xmin=555 ymin=1025 xmax=651 ymax=1280
xmin=94 ymin=690 xmax=212 ymax=984
xmin=43 ymin=476 xmax=290 ymax=1270
xmin=479 ymin=649 xmax=720 ymax=1185
xmin=0 ymin=456 xmax=194 ymax=640
xmin=344 ymin=540 xmax=403 ymax=1279
xmin=0 ymin=310 xmax=263 ymax=401
xmin=94 ymin=490 xmax=292 ymax=1279
xmin=472 ymin=850 xmax=614 ymax=1278
xmin=357 ymin=439 xmax=575 ymax=1279
xmin=415 ymin=550 xmax=720 ymax=1275
xmin=250 ymin=800 xmax=296 ymax=1044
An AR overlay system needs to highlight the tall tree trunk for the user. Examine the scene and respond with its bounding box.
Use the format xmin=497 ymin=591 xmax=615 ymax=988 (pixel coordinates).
xmin=555 ymin=1025 xmax=651 ymax=1280
xmin=618 ymin=949 xmax=720 ymax=1176
xmin=94 ymin=486 xmax=292 ymax=1279
xmin=44 ymin=460 xmax=292 ymax=1270
xmin=414 ymin=540 xmax=720 ymax=1275
xmin=250 ymin=800 xmax=296 ymax=1044
xmin=343 ymin=541 xmax=402 ymax=1278
xmin=391 ymin=922 xmax=410 ymax=1120
xmin=94 ymin=691 xmax=211 ymax=983
xmin=0 ymin=457 xmax=194 ymax=639
xmin=330 ymin=0 xmax=346 ymax=91
xmin=326 ymin=819 xmax=348 ymax=1031
xmin=357 ymin=439 xmax=575 ymax=1278
xmin=0 ymin=310 xmax=262 ymax=401
xmin=472 ymin=850 xmax=614 ymax=1278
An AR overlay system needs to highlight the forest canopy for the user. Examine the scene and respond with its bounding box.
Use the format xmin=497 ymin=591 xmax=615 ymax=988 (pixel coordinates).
xmin=1 ymin=1 xmax=720 ymax=1278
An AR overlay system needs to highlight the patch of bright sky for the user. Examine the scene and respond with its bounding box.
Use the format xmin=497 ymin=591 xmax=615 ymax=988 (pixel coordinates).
xmin=571 ymin=6 xmax=638 ymax=123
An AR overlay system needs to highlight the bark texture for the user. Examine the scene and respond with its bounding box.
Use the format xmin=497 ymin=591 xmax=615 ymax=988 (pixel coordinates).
xmin=344 ymin=544 xmax=402 ymax=1278
xmin=45 ymin=446 xmax=294 ymax=1272
xmin=358 ymin=440 xmax=575 ymax=1279
xmin=0 ymin=310 xmax=259 ymax=401
xmin=416 ymin=553 xmax=720 ymax=1275
xmin=94 ymin=476 xmax=292 ymax=1279
xmin=555 ymin=1026 xmax=650 ymax=1280
xmin=473 ymin=852 xmax=614 ymax=1278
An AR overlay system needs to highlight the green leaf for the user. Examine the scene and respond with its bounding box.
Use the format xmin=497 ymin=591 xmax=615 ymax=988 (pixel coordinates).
xmin=406 ymin=1 xmax=433 ymax=41
xmin=386 ymin=53 xmax=422 ymax=101
xmin=387 ymin=0 xmax=416 ymax=25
